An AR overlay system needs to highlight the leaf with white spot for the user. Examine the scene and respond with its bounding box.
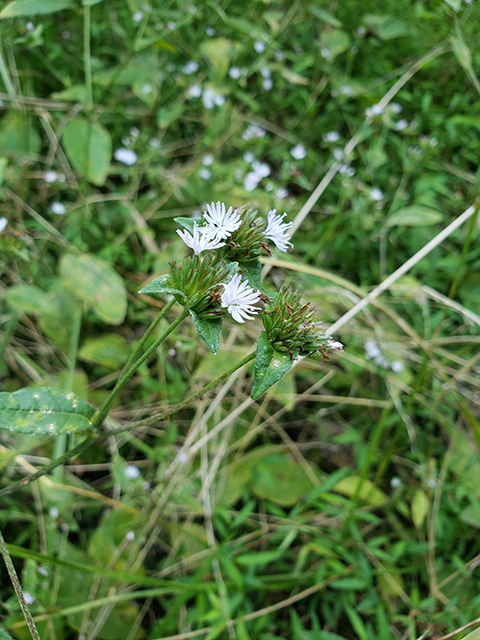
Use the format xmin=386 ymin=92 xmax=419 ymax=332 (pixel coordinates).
xmin=251 ymin=331 xmax=297 ymax=400
xmin=0 ymin=387 xmax=95 ymax=435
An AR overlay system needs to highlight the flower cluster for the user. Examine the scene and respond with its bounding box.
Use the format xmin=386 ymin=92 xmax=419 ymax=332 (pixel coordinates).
xmin=176 ymin=201 xmax=293 ymax=259
xmin=262 ymin=287 xmax=342 ymax=358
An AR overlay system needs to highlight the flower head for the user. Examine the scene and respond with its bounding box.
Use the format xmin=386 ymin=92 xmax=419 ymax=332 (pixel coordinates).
xmin=114 ymin=148 xmax=137 ymax=166
xmin=221 ymin=273 xmax=261 ymax=323
xmin=202 ymin=201 xmax=242 ymax=240
xmin=265 ymin=210 xmax=293 ymax=252
xmin=177 ymin=224 xmax=225 ymax=255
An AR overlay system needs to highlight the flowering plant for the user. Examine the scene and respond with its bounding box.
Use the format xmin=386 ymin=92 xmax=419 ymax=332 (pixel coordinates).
xmin=140 ymin=201 xmax=342 ymax=398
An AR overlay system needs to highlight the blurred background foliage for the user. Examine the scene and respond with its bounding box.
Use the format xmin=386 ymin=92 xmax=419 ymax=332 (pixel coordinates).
xmin=1 ymin=0 xmax=480 ymax=638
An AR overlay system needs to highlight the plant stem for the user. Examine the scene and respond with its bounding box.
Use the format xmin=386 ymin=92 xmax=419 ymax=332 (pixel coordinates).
xmin=111 ymin=350 xmax=257 ymax=432
xmin=0 ymin=348 xmax=256 ymax=498
xmin=54 ymin=300 xmax=82 ymax=480
xmin=83 ymin=4 xmax=93 ymax=110
xmin=0 ymin=527 xmax=40 ymax=640
xmin=92 ymin=304 xmax=187 ymax=430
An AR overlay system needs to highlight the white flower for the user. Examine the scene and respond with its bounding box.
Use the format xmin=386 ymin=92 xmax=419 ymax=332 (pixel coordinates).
xmin=276 ymin=187 xmax=288 ymax=199
xmin=141 ymin=84 xmax=152 ymax=94
xmin=262 ymin=78 xmax=273 ymax=91
xmin=265 ymin=210 xmax=293 ymax=252
xmin=390 ymin=477 xmax=402 ymax=488
xmin=130 ymin=126 xmax=140 ymax=138
xmin=0 ymin=217 xmax=8 ymax=232
xmin=254 ymin=40 xmax=265 ymax=53
xmin=251 ymin=161 xmax=270 ymax=178
xmin=26 ymin=21 xmax=35 ymax=31
xmin=167 ymin=21 xmax=176 ymax=29
xmin=149 ymin=137 xmax=161 ymax=148
xmin=50 ymin=202 xmax=66 ymax=215
xmin=125 ymin=531 xmax=135 ymax=541
xmin=333 ymin=148 xmax=344 ymax=161
xmin=49 ymin=507 xmax=59 ymax=519
xmin=202 ymin=87 xmax=217 ymax=109
xmin=244 ymin=171 xmax=260 ymax=192
xmin=205 ymin=26 xmax=215 ymax=36
xmin=357 ymin=26 xmax=366 ymax=37
xmin=340 ymin=84 xmax=352 ymax=95
xmin=133 ymin=11 xmax=143 ymax=21
xmin=364 ymin=340 xmax=381 ymax=359
xmin=320 ymin=47 xmax=331 ymax=59
xmin=391 ymin=360 xmax=404 ymax=373
xmin=323 ymin=130 xmax=340 ymax=143
xmin=290 ymin=144 xmax=307 ymax=160
xmin=274 ymin=50 xmax=284 ymax=60
xmin=183 ymin=60 xmax=199 ymax=75
xmin=114 ymin=148 xmax=137 ymax=166
xmin=395 ymin=119 xmax=408 ymax=131
xmin=202 ymin=201 xmax=241 ymax=240
xmin=260 ymin=66 xmax=271 ymax=78
xmin=23 ymin=592 xmax=35 ymax=605
xmin=221 ymin=273 xmax=260 ymax=323
xmin=242 ymin=124 xmax=266 ymax=140
xmin=326 ymin=339 xmax=343 ymax=350
xmin=198 ymin=167 xmax=211 ymax=180
xmin=389 ymin=102 xmax=402 ymax=114
xmin=44 ymin=170 xmax=58 ymax=183
xmin=188 ymin=84 xmax=202 ymax=98
xmin=124 ymin=465 xmax=140 ymax=479
xmin=202 ymin=154 xmax=214 ymax=166
xmin=369 ymin=188 xmax=384 ymax=201
xmin=243 ymin=151 xmax=255 ymax=163
xmin=177 ymin=224 xmax=225 ymax=254
xmin=229 ymin=66 xmax=241 ymax=79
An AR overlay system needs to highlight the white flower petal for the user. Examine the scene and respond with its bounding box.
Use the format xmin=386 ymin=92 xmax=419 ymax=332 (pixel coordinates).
xmin=265 ymin=209 xmax=293 ymax=252
xmin=221 ymin=273 xmax=260 ymax=323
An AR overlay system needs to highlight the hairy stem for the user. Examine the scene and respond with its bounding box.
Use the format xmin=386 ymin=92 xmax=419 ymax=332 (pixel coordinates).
xmin=0 ymin=527 xmax=40 ymax=640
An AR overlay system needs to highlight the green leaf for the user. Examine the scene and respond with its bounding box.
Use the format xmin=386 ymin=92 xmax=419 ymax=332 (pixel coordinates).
xmin=364 ymin=14 xmax=409 ymax=40
xmin=60 ymin=253 xmax=127 ymax=325
xmin=238 ymin=259 xmax=262 ymax=291
xmin=83 ymin=0 xmax=103 ymax=5
xmin=386 ymin=206 xmax=443 ymax=227
xmin=251 ymin=331 xmax=297 ymax=400
xmin=460 ymin=502 xmax=480 ymax=529
xmin=309 ymin=6 xmax=342 ymax=27
xmin=199 ymin=38 xmax=235 ymax=79
xmin=319 ymin=29 xmax=350 ymax=58
xmin=462 ymin=629 xmax=480 ymax=640
xmin=0 ymin=387 xmax=95 ymax=435
xmin=5 ymin=284 xmax=49 ymax=314
xmin=189 ymin=310 xmax=223 ymax=354
xmin=0 ymin=0 xmax=72 ymax=18
xmin=79 ymin=335 xmax=129 ymax=369
xmin=157 ymin=103 xmax=183 ymax=129
xmin=62 ymin=118 xmax=112 ymax=186
xmin=251 ymin=454 xmax=316 ymax=506
xmin=0 ymin=627 xmax=13 ymax=639
xmin=173 ymin=216 xmax=196 ymax=234
xmin=39 ymin=290 xmax=78 ymax=352
xmin=411 ymin=489 xmax=429 ymax=528
xmin=139 ymin=273 xmax=187 ymax=305
xmin=0 ymin=111 xmax=41 ymax=156
xmin=332 ymin=476 xmax=388 ymax=506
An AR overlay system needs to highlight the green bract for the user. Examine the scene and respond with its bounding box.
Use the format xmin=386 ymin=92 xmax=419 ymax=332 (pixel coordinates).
xmin=262 ymin=287 xmax=330 ymax=356
xmin=139 ymin=255 xmax=237 ymax=354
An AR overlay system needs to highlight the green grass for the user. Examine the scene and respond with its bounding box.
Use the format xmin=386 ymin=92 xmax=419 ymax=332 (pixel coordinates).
xmin=1 ymin=0 xmax=480 ymax=638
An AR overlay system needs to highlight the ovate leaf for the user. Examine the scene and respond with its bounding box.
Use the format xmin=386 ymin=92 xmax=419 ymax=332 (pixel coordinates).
xmin=238 ymin=259 xmax=262 ymax=291
xmin=189 ymin=310 xmax=222 ymax=354
xmin=333 ymin=476 xmax=388 ymax=506
xmin=0 ymin=0 xmax=72 ymax=18
xmin=251 ymin=331 xmax=297 ymax=400
xmin=411 ymin=489 xmax=429 ymax=528
xmin=79 ymin=335 xmax=128 ymax=369
xmin=60 ymin=253 xmax=127 ymax=325
xmin=460 ymin=502 xmax=480 ymax=529
xmin=251 ymin=453 xmax=315 ymax=506
xmin=386 ymin=206 xmax=443 ymax=227
xmin=0 ymin=387 xmax=95 ymax=434
xmin=62 ymin=118 xmax=112 ymax=186
xmin=364 ymin=14 xmax=409 ymax=40
xmin=0 ymin=111 xmax=41 ymax=156
xmin=5 ymin=284 xmax=49 ymax=314
xmin=139 ymin=273 xmax=187 ymax=305
xmin=319 ymin=29 xmax=350 ymax=58
xmin=173 ymin=216 xmax=196 ymax=234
